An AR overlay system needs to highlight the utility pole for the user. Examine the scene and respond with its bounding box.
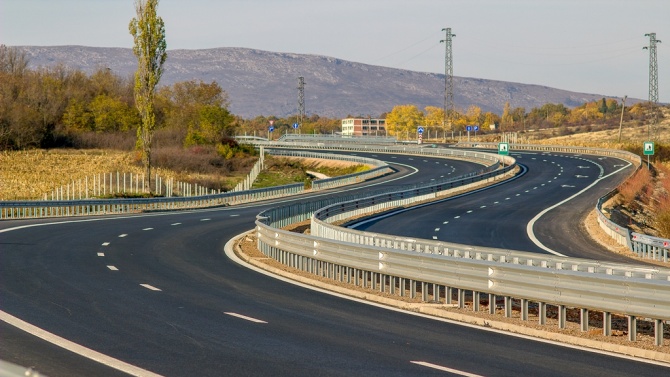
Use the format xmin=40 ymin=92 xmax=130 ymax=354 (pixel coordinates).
xmin=617 ymin=95 xmax=627 ymax=143
xmin=297 ymin=76 xmax=305 ymax=129
xmin=440 ymin=28 xmax=455 ymax=140
xmin=643 ymin=33 xmax=661 ymax=139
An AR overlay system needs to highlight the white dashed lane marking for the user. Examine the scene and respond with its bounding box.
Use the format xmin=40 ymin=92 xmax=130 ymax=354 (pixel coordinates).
xmin=224 ymin=312 xmax=268 ymax=324
xmin=143 ymin=228 xmax=153 ymax=231
xmin=107 ymin=266 xmax=118 ymax=271
xmin=102 ymin=242 xmax=110 ymax=246
xmin=97 ymin=253 xmax=104 ymax=257
xmin=201 ymin=218 xmax=211 ymax=222
xmin=118 ymin=234 xmax=127 ymax=238
xmin=411 ymin=361 xmax=484 ymax=376
xmin=171 ymin=223 xmax=181 ymax=226
xmin=140 ymin=284 xmax=161 ymax=291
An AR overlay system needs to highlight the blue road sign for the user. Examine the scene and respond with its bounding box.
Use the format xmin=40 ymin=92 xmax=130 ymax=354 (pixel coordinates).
xmin=293 ymin=123 xmax=299 ymax=129
xmin=417 ymin=126 xmax=424 ymax=134
xmin=466 ymin=125 xmax=472 ymax=132
xmin=269 ymin=126 xmax=274 ymax=132
xmin=474 ymin=126 xmax=479 ymax=131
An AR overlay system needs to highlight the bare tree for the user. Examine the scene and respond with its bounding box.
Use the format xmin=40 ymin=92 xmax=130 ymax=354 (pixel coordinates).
xmin=129 ymin=0 xmax=167 ymax=193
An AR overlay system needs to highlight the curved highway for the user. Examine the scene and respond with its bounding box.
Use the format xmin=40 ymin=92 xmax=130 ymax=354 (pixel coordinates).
xmin=1 ymin=150 xmax=667 ymax=376
xmin=355 ymin=151 xmax=638 ymax=262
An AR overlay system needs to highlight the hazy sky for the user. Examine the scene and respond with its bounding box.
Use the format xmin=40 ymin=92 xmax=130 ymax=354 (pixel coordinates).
xmin=2 ymin=0 xmax=668 ymax=102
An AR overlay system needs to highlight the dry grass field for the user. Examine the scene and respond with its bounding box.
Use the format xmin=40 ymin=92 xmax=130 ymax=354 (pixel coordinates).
xmin=0 ymin=149 xmax=236 ymax=200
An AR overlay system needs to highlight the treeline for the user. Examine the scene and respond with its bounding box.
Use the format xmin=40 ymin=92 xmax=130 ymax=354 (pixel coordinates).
xmin=0 ymin=45 xmax=342 ymax=151
xmin=2 ymin=44 xmax=663 ymax=152
xmin=385 ymin=100 xmax=660 ymax=138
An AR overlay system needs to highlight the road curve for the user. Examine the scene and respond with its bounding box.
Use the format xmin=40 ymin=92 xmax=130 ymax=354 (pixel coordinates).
xmin=1 ymin=151 xmax=667 ymax=376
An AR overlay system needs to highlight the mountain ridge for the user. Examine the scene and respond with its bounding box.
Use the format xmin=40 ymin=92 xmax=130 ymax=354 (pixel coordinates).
xmin=16 ymin=45 xmax=630 ymax=119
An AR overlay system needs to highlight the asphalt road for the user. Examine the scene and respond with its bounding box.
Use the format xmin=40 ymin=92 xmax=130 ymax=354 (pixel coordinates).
xmin=1 ymin=150 xmax=667 ymax=377
xmin=354 ymin=151 xmax=639 ymax=262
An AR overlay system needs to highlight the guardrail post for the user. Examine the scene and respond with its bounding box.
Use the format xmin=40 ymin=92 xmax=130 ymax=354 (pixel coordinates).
xmin=558 ymin=305 xmax=567 ymax=329
xmin=654 ymin=319 xmax=664 ymax=346
xmin=473 ymin=291 xmax=481 ymax=312
xmin=446 ymin=287 xmax=454 ymax=304
xmin=628 ymin=316 xmax=637 ymax=341
xmin=538 ymin=302 xmax=547 ymax=325
xmin=504 ymin=297 xmax=512 ymax=317
xmin=456 ymin=289 xmax=464 ymax=309
xmin=603 ymin=311 xmax=612 ymax=336
xmin=580 ymin=308 xmax=589 ymax=332
xmin=488 ymin=293 xmax=495 ymax=314
xmin=520 ymin=298 xmax=528 ymax=321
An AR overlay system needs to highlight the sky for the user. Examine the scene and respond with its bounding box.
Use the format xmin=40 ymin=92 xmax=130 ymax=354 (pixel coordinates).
xmin=1 ymin=0 xmax=668 ymax=103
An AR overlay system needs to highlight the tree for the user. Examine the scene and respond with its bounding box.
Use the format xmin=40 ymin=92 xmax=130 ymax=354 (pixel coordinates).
xmin=424 ymin=106 xmax=445 ymax=137
xmin=385 ymin=105 xmax=424 ymax=139
xmin=129 ymin=0 xmax=167 ymax=192
xmin=501 ymin=101 xmax=512 ymax=131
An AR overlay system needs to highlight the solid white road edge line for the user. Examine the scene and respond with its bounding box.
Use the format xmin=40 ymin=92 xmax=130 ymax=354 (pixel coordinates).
xmin=0 ymin=311 xmax=164 ymax=377
xmin=225 ymin=231 xmax=670 ymax=367
xmin=410 ymin=361 xmax=484 ymax=376
xmin=526 ymin=161 xmax=631 ymax=256
xmin=224 ymin=312 xmax=268 ymax=323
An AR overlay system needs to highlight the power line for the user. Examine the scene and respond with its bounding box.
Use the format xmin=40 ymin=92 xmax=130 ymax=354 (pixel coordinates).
xmin=440 ymin=28 xmax=456 ymax=131
xmin=644 ymin=32 xmax=661 ymax=139
xmin=297 ymin=76 xmax=305 ymax=128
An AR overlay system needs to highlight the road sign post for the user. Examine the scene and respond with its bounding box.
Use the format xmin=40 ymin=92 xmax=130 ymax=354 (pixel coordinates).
xmin=498 ymin=142 xmax=509 ymax=167
xmin=643 ymin=141 xmax=654 ymax=169
xmin=417 ymin=126 xmax=424 ymax=144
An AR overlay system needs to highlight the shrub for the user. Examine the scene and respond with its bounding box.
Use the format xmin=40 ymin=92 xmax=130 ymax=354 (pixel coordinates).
xmin=617 ymin=168 xmax=651 ymax=210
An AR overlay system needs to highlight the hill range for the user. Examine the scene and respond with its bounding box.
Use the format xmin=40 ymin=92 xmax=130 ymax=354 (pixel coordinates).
xmin=17 ymin=45 xmax=629 ymax=119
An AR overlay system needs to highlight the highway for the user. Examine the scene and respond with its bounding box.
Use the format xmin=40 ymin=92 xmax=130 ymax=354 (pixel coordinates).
xmin=1 ymin=150 xmax=667 ymax=376
xmin=354 ymin=151 xmax=637 ymax=262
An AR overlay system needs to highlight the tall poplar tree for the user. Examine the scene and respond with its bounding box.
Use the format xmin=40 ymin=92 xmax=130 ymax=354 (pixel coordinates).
xmin=129 ymin=0 xmax=167 ymax=192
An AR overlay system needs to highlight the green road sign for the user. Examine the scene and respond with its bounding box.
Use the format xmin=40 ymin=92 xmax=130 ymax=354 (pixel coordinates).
xmin=643 ymin=141 xmax=655 ymax=156
xmin=498 ymin=142 xmax=509 ymax=155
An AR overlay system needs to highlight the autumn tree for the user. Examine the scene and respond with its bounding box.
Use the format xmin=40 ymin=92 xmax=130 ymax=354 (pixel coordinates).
xmin=385 ymin=105 xmax=424 ymax=139
xmin=129 ymin=0 xmax=167 ymax=192
xmin=501 ymin=101 xmax=512 ymax=131
xmin=424 ymin=106 xmax=446 ymax=137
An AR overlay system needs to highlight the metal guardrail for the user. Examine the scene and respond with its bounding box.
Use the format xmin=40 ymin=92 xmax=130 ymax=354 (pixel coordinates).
xmin=0 ymin=184 xmax=305 ymax=219
xmin=256 ymin=224 xmax=670 ymax=347
xmin=310 ymin=194 xmax=670 ymax=281
xmin=265 ymin=148 xmax=394 ymax=191
xmin=276 ymin=134 xmax=398 ymax=144
xmin=255 ymin=143 xmax=670 ymax=347
xmin=0 ymin=148 xmax=392 ymax=220
xmin=457 ymin=142 xmax=670 ymax=262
